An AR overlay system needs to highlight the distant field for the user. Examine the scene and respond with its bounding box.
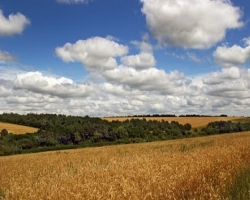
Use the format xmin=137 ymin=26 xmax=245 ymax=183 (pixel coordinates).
xmin=0 ymin=117 xmax=243 ymax=134
xmin=102 ymin=116 xmax=242 ymax=128
xmin=1 ymin=132 xmax=250 ymax=199
xmin=0 ymin=122 xmax=38 ymax=134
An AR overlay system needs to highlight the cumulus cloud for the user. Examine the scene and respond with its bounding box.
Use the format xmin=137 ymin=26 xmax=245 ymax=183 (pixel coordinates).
xmin=100 ymin=83 xmax=130 ymax=97
xmin=121 ymin=52 xmax=155 ymax=70
xmin=121 ymin=40 xmax=156 ymax=70
xmin=0 ymin=51 xmax=16 ymax=62
xmin=203 ymin=68 xmax=250 ymax=99
xmin=0 ymin=79 xmax=13 ymax=97
xmin=0 ymin=10 xmax=30 ymax=36
xmin=55 ymin=37 xmax=128 ymax=71
xmin=1 ymin=31 xmax=250 ymax=117
xmin=1 ymin=68 xmax=249 ymax=116
xmin=206 ymin=83 xmax=250 ymax=99
xmin=56 ymin=0 xmax=88 ymax=4
xmin=203 ymin=67 xmax=241 ymax=85
xmin=14 ymin=71 xmax=94 ymax=98
xmin=141 ymin=0 xmax=243 ymax=49
xmin=103 ymin=66 xmax=186 ymax=94
xmin=213 ymin=38 xmax=250 ymax=68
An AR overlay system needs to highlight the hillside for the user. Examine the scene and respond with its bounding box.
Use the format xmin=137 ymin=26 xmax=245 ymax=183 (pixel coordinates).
xmin=1 ymin=132 xmax=250 ymax=199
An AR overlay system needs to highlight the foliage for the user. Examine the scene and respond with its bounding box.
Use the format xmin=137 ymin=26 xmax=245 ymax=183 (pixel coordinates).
xmin=201 ymin=120 xmax=250 ymax=135
xmin=0 ymin=113 xmax=192 ymax=156
xmin=0 ymin=113 xmax=249 ymax=156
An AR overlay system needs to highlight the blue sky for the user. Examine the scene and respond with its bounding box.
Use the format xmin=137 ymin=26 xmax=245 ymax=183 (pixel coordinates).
xmin=0 ymin=0 xmax=250 ymax=116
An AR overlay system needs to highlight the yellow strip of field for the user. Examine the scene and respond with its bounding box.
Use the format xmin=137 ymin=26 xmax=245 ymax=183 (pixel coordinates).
xmin=0 ymin=132 xmax=250 ymax=199
xmin=102 ymin=116 xmax=242 ymax=128
xmin=0 ymin=122 xmax=38 ymax=134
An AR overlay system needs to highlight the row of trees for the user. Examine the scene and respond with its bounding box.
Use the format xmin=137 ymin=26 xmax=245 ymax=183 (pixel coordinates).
xmin=0 ymin=113 xmax=249 ymax=156
xmin=0 ymin=113 xmax=191 ymax=156
xmin=201 ymin=121 xmax=250 ymax=135
xmin=179 ymin=114 xmax=228 ymax=117
xmin=128 ymin=114 xmax=177 ymax=117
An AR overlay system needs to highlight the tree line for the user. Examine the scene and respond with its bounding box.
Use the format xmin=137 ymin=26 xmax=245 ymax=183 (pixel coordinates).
xmin=201 ymin=120 xmax=250 ymax=135
xmin=0 ymin=113 xmax=249 ymax=156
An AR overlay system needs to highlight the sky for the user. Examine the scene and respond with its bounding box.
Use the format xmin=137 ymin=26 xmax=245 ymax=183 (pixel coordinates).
xmin=0 ymin=0 xmax=250 ymax=117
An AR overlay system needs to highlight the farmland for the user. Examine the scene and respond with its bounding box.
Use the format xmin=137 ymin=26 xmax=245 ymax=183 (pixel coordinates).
xmin=1 ymin=114 xmax=250 ymax=156
xmin=0 ymin=115 xmax=243 ymax=135
xmin=0 ymin=131 xmax=250 ymax=199
xmin=102 ymin=116 xmax=242 ymax=128
xmin=0 ymin=122 xmax=38 ymax=134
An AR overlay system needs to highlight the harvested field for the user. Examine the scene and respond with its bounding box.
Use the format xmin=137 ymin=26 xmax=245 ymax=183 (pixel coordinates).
xmin=102 ymin=116 xmax=242 ymax=128
xmin=0 ymin=132 xmax=250 ymax=199
xmin=0 ymin=122 xmax=38 ymax=134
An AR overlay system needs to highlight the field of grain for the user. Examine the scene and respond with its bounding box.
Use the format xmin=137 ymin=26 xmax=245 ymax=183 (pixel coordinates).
xmin=0 ymin=132 xmax=250 ymax=199
xmin=0 ymin=122 xmax=38 ymax=134
xmin=102 ymin=116 xmax=242 ymax=128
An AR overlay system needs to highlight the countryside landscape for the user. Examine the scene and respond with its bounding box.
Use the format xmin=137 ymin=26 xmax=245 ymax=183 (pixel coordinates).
xmin=1 ymin=113 xmax=250 ymax=199
xmin=1 ymin=0 xmax=250 ymax=199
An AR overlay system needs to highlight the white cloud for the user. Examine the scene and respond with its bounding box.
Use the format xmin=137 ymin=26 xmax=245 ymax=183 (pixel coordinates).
xmin=55 ymin=37 xmax=128 ymax=71
xmin=0 ymin=10 xmax=30 ymax=36
xmin=100 ymin=83 xmax=130 ymax=97
xmin=141 ymin=0 xmax=243 ymax=49
xmin=121 ymin=52 xmax=155 ymax=70
xmin=0 ymin=67 xmax=249 ymax=116
xmin=1 ymin=33 xmax=250 ymax=117
xmin=0 ymin=80 xmax=13 ymax=97
xmin=103 ymin=66 xmax=186 ymax=94
xmin=56 ymin=0 xmax=88 ymax=4
xmin=203 ymin=67 xmax=241 ymax=85
xmin=121 ymin=40 xmax=156 ymax=70
xmin=131 ymin=40 xmax=153 ymax=52
xmin=0 ymin=51 xmax=16 ymax=62
xmin=14 ymin=71 xmax=95 ymax=98
xmin=203 ymin=68 xmax=250 ymax=99
xmin=206 ymin=84 xmax=250 ymax=99
xmin=213 ymin=39 xmax=250 ymax=68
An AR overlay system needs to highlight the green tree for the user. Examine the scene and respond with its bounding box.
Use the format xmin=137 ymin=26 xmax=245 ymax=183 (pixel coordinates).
xmin=0 ymin=129 xmax=8 ymax=139
xmin=114 ymin=126 xmax=128 ymax=139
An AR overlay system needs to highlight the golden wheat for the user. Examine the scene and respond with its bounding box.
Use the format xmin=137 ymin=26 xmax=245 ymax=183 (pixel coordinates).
xmin=0 ymin=122 xmax=38 ymax=134
xmin=0 ymin=132 xmax=250 ymax=199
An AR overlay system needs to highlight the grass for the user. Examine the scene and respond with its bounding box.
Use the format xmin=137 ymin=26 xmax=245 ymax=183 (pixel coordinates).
xmin=0 ymin=132 xmax=250 ymax=199
xmin=223 ymin=166 xmax=250 ymax=200
xmin=0 ymin=188 xmax=5 ymax=199
xmin=0 ymin=122 xmax=38 ymax=134
xmin=179 ymin=140 xmax=215 ymax=152
xmin=102 ymin=116 xmax=243 ymax=128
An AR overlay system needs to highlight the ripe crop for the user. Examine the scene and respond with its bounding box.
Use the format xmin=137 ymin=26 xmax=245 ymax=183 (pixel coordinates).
xmin=0 ymin=132 xmax=250 ymax=199
xmin=102 ymin=116 xmax=241 ymax=128
xmin=0 ymin=122 xmax=38 ymax=134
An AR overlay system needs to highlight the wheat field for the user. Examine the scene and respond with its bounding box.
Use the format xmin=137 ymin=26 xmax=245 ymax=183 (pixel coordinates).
xmin=102 ymin=116 xmax=242 ymax=128
xmin=0 ymin=132 xmax=250 ymax=199
xmin=0 ymin=122 xmax=38 ymax=134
